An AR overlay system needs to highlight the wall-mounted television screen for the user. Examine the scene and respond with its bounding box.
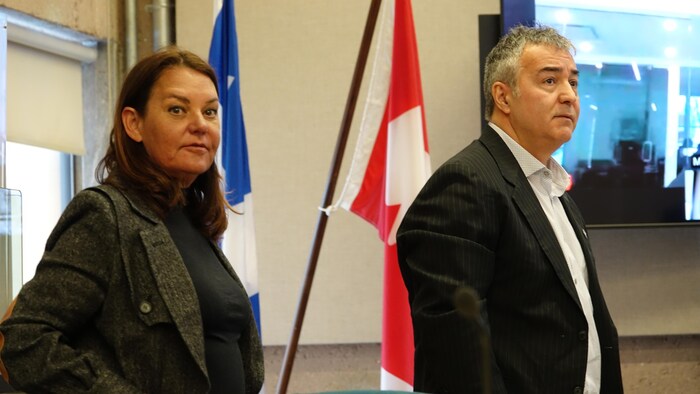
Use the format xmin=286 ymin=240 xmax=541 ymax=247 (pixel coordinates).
xmin=499 ymin=0 xmax=700 ymax=227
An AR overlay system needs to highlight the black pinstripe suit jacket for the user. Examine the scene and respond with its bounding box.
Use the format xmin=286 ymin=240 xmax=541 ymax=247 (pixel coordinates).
xmin=397 ymin=126 xmax=623 ymax=394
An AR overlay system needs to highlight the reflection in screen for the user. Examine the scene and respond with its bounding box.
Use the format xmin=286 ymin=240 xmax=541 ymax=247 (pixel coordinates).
xmin=534 ymin=1 xmax=700 ymax=225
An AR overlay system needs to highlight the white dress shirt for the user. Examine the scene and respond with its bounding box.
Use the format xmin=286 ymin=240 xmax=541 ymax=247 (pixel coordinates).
xmin=490 ymin=123 xmax=602 ymax=394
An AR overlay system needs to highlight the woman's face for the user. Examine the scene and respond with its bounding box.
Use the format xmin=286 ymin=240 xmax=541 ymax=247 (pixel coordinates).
xmin=122 ymin=66 xmax=221 ymax=187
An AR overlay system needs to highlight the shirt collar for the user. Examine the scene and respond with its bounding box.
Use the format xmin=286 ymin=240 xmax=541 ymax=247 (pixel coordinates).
xmin=489 ymin=122 xmax=570 ymax=197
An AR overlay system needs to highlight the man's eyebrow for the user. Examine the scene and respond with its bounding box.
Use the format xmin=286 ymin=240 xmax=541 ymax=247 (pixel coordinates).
xmin=538 ymin=66 xmax=579 ymax=76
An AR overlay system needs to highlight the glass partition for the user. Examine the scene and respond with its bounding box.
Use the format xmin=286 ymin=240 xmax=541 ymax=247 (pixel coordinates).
xmin=0 ymin=187 xmax=21 ymax=313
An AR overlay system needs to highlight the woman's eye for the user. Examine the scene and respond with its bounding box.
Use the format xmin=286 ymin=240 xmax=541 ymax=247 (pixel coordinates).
xmin=169 ymin=106 xmax=184 ymax=115
xmin=204 ymin=108 xmax=218 ymax=117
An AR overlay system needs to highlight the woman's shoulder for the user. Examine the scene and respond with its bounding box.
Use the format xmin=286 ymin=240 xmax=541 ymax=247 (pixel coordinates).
xmin=75 ymin=185 xmax=158 ymax=222
xmin=58 ymin=185 xmax=146 ymax=231
xmin=80 ymin=184 xmax=125 ymax=203
xmin=60 ymin=185 xmax=128 ymax=219
xmin=65 ymin=185 xmax=120 ymax=213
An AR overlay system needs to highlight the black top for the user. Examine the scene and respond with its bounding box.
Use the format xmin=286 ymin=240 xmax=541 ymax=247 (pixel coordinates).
xmin=165 ymin=208 xmax=250 ymax=394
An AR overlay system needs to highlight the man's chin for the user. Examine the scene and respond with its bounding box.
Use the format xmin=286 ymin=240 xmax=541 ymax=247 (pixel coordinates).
xmin=552 ymin=128 xmax=574 ymax=146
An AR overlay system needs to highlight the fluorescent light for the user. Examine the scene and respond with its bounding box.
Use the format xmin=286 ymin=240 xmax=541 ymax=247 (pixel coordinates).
xmin=590 ymin=104 xmax=599 ymax=111
xmin=579 ymin=41 xmax=594 ymax=52
xmin=555 ymin=9 xmax=572 ymax=24
xmin=631 ymin=62 xmax=641 ymax=81
xmin=536 ymin=0 xmax=700 ymax=16
xmin=663 ymin=20 xmax=678 ymax=31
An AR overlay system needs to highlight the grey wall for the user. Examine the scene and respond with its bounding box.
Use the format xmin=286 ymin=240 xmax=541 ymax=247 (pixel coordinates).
xmin=591 ymin=226 xmax=700 ymax=335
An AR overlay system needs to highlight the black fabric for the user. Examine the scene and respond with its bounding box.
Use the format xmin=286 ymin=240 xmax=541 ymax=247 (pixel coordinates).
xmin=165 ymin=208 xmax=250 ymax=394
xmin=397 ymin=127 xmax=623 ymax=393
xmin=0 ymin=377 xmax=18 ymax=393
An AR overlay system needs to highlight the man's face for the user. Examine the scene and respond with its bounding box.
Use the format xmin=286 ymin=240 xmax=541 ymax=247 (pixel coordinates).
xmin=506 ymin=44 xmax=580 ymax=162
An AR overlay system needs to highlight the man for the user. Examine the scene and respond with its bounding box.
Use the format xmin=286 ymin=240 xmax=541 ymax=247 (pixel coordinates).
xmin=396 ymin=25 xmax=623 ymax=393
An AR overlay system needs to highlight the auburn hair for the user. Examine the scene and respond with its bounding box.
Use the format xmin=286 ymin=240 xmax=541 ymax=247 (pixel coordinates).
xmin=96 ymin=46 xmax=230 ymax=241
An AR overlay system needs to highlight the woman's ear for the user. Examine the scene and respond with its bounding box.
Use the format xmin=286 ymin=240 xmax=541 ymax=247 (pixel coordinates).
xmin=122 ymin=107 xmax=144 ymax=142
xmin=492 ymin=82 xmax=512 ymax=114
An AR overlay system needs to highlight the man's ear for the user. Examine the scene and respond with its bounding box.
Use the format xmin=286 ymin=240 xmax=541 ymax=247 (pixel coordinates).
xmin=122 ymin=107 xmax=144 ymax=142
xmin=492 ymin=82 xmax=512 ymax=114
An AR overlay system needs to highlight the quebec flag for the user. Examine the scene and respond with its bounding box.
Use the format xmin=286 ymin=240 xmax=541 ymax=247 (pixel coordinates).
xmin=209 ymin=0 xmax=261 ymax=335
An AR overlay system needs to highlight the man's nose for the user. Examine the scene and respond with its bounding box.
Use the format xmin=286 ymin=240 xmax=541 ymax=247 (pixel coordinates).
xmin=559 ymin=83 xmax=577 ymax=104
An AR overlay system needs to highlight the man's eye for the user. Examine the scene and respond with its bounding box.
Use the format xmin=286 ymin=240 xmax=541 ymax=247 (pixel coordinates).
xmin=570 ymin=80 xmax=579 ymax=88
xmin=545 ymin=78 xmax=555 ymax=84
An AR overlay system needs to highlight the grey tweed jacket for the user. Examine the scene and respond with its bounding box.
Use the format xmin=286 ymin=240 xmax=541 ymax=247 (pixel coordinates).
xmin=397 ymin=126 xmax=623 ymax=394
xmin=0 ymin=185 xmax=264 ymax=393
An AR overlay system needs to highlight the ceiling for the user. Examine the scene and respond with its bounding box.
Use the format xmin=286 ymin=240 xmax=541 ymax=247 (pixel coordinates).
xmin=535 ymin=1 xmax=700 ymax=67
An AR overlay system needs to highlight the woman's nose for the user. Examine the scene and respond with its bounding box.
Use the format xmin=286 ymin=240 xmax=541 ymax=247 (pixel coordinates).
xmin=188 ymin=112 xmax=209 ymax=133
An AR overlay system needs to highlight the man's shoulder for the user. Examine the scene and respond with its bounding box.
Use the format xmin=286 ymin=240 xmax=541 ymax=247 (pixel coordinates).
xmin=438 ymin=137 xmax=498 ymax=173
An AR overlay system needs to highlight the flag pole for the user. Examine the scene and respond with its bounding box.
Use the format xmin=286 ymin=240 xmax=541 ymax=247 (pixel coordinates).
xmin=276 ymin=0 xmax=383 ymax=393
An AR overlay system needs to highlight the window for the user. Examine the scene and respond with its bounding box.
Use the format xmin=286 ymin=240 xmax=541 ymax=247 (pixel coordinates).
xmin=5 ymin=142 xmax=72 ymax=282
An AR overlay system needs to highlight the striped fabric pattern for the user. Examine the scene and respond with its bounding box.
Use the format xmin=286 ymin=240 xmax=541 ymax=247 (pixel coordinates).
xmin=396 ymin=126 xmax=623 ymax=393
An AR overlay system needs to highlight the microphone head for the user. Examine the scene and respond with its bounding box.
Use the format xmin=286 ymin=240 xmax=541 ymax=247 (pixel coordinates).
xmin=454 ymin=286 xmax=480 ymax=319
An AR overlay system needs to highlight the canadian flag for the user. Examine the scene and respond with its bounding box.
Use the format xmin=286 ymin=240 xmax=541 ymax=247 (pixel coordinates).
xmin=337 ymin=0 xmax=430 ymax=389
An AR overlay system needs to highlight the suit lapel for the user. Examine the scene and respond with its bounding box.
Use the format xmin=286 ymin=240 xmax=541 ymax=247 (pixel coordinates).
xmin=210 ymin=241 xmax=242 ymax=285
xmin=560 ymin=193 xmax=601 ymax=294
xmin=110 ymin=187 xmax=208 ymax=379
xmin=209 ymin=241 xmax=253 ymax=305
xmin=560 ymin=193 xmax=593 ymax=265
xmin=480 ymin=128 xmax=581 ymax=309
xmin=139 ymin=228 xmax=208 ymax=377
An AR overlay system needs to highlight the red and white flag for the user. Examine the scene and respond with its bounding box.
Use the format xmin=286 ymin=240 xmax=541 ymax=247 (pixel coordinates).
xmin=335 ymin=0 xmax=430 ymax=389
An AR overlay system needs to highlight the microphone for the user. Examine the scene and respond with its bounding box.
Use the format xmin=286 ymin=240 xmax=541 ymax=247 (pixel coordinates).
xmin=454 ymin=286 xmax=491 ymax=394
xmin=454 ymin=286 xmax=480 ymax=319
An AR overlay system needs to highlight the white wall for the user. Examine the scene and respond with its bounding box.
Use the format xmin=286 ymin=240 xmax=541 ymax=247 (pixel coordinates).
xmin=177 ymin=0 xmax=501 ymax=345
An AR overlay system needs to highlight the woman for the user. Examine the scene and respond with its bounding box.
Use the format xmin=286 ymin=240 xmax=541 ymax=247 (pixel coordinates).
xmin=0 ymin=47 xmax=264 ymax=393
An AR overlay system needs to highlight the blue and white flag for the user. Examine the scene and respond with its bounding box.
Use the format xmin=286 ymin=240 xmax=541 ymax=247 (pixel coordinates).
xmin=209 ymin=0 xmax=261 ymax=335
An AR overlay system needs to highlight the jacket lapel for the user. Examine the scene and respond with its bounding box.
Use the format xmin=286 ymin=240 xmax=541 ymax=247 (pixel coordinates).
xmin=140 ymin=228 xmax=208 ymax=376
xmin=115 ymin=188 xmax=208 ymax=379
xmin=480 ymin=128 xmax=582 ymax=310
xmin=210 ymin=242 xmax=243 ymax=286
xmin=560 ymin=193 xmax=599 ymax=288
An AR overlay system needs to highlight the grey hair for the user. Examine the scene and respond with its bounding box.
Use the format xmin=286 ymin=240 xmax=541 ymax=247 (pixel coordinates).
xmin=483 ymin=24 xmax=575 ymax=121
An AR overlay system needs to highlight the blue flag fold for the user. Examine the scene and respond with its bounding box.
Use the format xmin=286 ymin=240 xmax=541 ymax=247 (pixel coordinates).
xmin=209 ymin=0 xmax=261 ymax=336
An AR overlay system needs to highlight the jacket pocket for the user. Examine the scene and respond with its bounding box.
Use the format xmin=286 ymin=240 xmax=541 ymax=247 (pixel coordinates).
xmin=123 ymin=236 xmax=175 ymax=328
